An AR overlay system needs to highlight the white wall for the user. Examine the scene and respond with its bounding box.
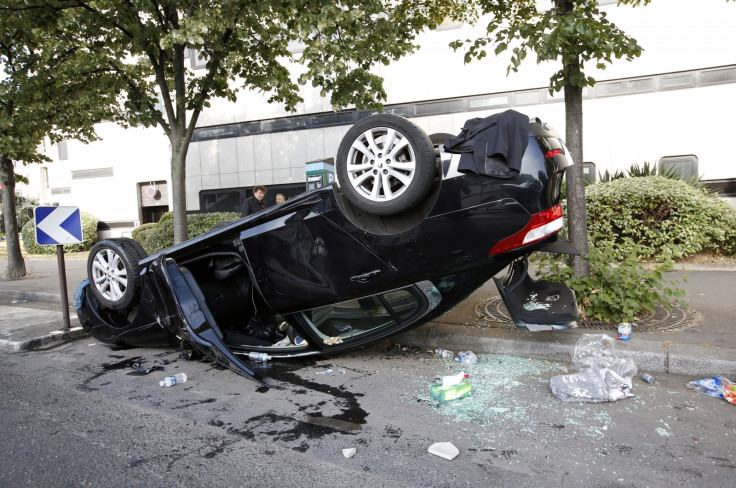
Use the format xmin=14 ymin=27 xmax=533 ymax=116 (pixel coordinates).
xmin=38 ymin=123 xmax=170 ymax=224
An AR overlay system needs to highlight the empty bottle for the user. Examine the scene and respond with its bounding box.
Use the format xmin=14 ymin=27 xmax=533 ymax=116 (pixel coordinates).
xmin=248 ymin=352 xmax=271 ymax=361
xmin=159 ymin=373 xmax=187 ymax=387
xmin=435 ymin=349 xmax=454 ymax=360
xmin=455 ymin=351 xmax=478 ymax=365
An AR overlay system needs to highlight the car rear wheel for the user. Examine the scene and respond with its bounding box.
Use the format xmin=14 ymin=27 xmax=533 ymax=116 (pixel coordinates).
xmin=336 ymin=114 xmax=436 ymax=215
xmin=87 ymin=239 xmax=142 ymax=311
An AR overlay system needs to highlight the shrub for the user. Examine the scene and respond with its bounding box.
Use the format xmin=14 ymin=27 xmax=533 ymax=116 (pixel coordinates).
xmin=134 ymin=212 xmax=240 ymax=253
xmin=534 ymin=245 xmax=686 ymax=324
xmin=131 ymin=223 xmax=159 ymax=253
xmin=586 ymin=176 xmax=736 ymax=260
xmin=0 ymin=196 xmax=38 ymax=235
xmin=21 ymin=212 xmax=99 ymax=255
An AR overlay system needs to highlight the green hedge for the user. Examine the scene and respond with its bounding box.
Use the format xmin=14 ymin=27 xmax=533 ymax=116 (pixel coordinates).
xmin=21 ymin=212 xmax=99 ymax=254
xmin=133 ymin=211 xmax=241 ymax=253
xmin=534 ymin=175 xmax=735 ymax=323
xmin=585 ymin=176 xmax=736 ymax=260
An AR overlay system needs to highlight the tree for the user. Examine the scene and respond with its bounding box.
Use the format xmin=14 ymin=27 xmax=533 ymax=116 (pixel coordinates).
xmin=44 ymin=0 xmax=468 ymax=244
xmin=451 ymin=0 xmax=646 ymax=277
xmin=0 ymin=4 xmax=122 ymax=278
xmin=452 ymin=0 xmax=734 ymax=276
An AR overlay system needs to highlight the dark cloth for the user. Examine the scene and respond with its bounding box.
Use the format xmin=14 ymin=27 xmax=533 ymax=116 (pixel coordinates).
xmin=241 ymin=195 xmax=267 ymax=217
xmin=443 ymin=110 xmax=530 ymax=178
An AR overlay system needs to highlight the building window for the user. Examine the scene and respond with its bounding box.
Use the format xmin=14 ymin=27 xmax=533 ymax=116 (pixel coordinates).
xmin=658 ymin=155 xmax=698 ymax=179
xmin=72 ymin=167 xmax=114 ymax=179
xmin=583 ymin=162 xmax=597 ymax=183
xmin=58 ymin=141 xmax=68 ymax=160
xmin=200 ymin=188 xmax=244 ymax=214
xmin=189 ymin=49 xmax=207 ymax=70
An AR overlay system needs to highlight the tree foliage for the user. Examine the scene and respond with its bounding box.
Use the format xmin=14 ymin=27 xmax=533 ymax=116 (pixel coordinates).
xmin=451 ymin=0 xmax=643 ymax=93
xmin=1 ymin=2 xmax=122 ymax=278
xmin=449 ymin=0 xmax=652 ymax=278
xmin=18 ymin=0 xmax=470 ymax=244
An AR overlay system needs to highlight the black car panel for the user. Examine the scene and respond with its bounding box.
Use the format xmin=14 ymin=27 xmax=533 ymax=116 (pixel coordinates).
xmin=75 ymin=111 xmax=580 ymax=383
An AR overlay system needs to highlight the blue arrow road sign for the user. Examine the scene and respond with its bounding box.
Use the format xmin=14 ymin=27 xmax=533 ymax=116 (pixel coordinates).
xmin=34 ymin=206 xmax=83 ymax=245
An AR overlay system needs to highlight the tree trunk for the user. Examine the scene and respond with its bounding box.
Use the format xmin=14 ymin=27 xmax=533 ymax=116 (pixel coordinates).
xmin=170 ymin=141 xmax=188 ymax=245
xmin=0 ymin=155 xmax=27 ymax=279
xmin=563 ymin=84 xmax=590 ymax=277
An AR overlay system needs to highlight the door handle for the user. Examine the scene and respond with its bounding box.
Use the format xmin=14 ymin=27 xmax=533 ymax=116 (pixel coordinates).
xmin=350 ymin=269 xmax=381 ymax=283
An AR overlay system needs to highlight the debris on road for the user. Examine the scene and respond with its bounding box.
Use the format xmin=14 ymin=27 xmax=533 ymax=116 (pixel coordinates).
xmin=549 ymin=334 xmax=637 ymax=403
xmin=687 ymin=376 xmax=735 ymax=404
xmin=342 ymin=448 xmax=356 ymax=458
xmin=428 ymin=442 xmax=459 ymax=460
xmin=316 ymin=369 xmax=345 ymax=375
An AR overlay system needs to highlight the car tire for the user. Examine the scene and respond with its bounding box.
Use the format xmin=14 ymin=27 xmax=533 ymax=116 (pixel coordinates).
xmin=87 ymin=239 xmax=143 ymax=311
xmin=336 ymin=114 xmax=436 ymax=215
xmin=118 ymin=237 xmax=148 ymax=260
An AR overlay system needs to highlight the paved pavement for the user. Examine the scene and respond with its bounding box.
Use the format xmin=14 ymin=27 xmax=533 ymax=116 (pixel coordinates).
xmin=1 ymin=255 xmax=735 ymax=379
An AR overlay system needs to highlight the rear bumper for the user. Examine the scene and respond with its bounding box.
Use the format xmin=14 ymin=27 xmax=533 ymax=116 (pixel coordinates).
xmin=494 ymin=256 xmax=578 ymax=331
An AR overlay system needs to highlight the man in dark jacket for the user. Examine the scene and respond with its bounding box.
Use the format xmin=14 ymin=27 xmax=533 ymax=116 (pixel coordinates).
xmin=241 ymin=185 xmax=268 ymax=216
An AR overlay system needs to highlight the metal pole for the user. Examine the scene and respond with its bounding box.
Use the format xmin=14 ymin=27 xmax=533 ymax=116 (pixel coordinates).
xmin=57 ymin=244 xmax=71 ymax=332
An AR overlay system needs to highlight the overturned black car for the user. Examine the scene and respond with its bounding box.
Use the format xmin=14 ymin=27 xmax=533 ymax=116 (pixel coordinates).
xmin=75 ymin=110 xmax=579 ymax=385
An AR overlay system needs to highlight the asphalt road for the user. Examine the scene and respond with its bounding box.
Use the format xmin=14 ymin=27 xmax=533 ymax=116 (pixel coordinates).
xmin=1 ymin=339 xmax=734 ymax=487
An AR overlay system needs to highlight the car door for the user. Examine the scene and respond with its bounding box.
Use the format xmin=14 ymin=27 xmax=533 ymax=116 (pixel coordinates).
xmin=239 ymin=205 xmax=411 ymax=313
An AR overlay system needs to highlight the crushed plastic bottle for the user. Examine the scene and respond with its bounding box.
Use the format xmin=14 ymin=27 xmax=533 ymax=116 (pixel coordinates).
xmin=687 ymin=376 xmax=728 ymax=398
xmin=248 ymin=352 xmax=271 ymax=361
xmin=617 ymin=322 xmax=632 ymax=340
xmin=435 ymin=349 xmax=454 ymax=360
xmin=159 ymin=373 xmax=187 ymax=387
xmin=455 ymin=351 xmax=478 ymax=365
xmin=316 ymin=369 xmax=345 ymax=375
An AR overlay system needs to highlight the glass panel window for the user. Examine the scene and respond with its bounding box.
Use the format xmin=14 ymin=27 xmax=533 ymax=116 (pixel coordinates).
xmin=298 ymin=289 xmax=422 ymax=343
xmin=658 ymin=155 xmax=698 ymax=179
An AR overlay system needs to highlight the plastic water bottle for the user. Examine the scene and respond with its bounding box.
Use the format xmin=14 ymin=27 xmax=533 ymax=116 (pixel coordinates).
xmin=455 ymin=351 xmax=478 ymax=365
xmin=435 ymin=349 xmax=454 ymax=360
xmin=248 ymin=352 xmax=271 ymax=361
xmin=159 ymin=373 xmax=187 ymax=387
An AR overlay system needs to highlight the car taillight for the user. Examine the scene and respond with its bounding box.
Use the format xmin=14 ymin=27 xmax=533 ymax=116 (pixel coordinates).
xmin=545 ymin=149 xmax=563 ymax=158
xmin=488 ymin=204 xmax=564 ymax=256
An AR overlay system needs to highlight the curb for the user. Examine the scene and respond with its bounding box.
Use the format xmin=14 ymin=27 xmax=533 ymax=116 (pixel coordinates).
xmin=0 ymin=326 xmax=88 ymax=352
xmin=390 ymin=322 xmax=736 ymax=378
xmin=0 ymin=289 xmax=67 ymax=304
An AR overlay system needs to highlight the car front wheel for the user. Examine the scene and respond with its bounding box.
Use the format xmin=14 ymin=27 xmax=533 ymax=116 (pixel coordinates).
xmin=336 ymin=114 xmax=436 ymax=215
xmin=87 ymin=239 xmax=142 ymax=311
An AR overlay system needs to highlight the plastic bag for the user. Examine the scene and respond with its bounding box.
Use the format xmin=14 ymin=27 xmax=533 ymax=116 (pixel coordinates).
xmin=550 ymin=334 xmax=637 ymax=403
xmin=687 ymin=376 xmax=736 ymax=405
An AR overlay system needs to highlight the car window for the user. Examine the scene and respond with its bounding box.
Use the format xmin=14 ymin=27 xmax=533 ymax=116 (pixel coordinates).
xmin=298 ymin=289 xmax=422 ymax=343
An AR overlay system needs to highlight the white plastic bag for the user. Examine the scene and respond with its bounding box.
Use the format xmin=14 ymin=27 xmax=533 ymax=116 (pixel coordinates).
xmin=550 ymin=334 xmax=637 ymax=403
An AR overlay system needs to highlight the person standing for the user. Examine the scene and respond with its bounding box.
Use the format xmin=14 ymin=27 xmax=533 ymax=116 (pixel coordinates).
xmin=241 ymin=185 xmax=268 ymax=216
xmin=275 ymin=193 xmax=286 ymax=204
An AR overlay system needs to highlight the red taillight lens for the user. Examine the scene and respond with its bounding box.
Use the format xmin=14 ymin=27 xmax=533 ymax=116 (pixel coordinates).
xmin=545 ymin=149 xmax=563 ymax=158
xmin=488 ymin=204 xmax=564 ymax=256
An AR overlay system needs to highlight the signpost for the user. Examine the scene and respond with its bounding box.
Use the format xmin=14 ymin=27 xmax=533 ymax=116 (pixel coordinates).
xmin=33 ymin=207 xmax=83 ymax=331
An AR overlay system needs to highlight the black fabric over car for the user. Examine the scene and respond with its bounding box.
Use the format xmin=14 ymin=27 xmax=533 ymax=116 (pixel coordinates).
xmin=443 ymin=109 xmax=530 ymax=178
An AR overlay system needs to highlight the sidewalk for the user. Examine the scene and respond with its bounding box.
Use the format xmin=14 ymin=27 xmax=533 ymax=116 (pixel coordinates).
xmin=1 ymin=256 xmax=735 ymax=378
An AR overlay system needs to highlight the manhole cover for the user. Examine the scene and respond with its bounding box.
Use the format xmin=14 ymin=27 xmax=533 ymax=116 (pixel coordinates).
xmin=474 ymin=297 xmax=703 ymax=334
